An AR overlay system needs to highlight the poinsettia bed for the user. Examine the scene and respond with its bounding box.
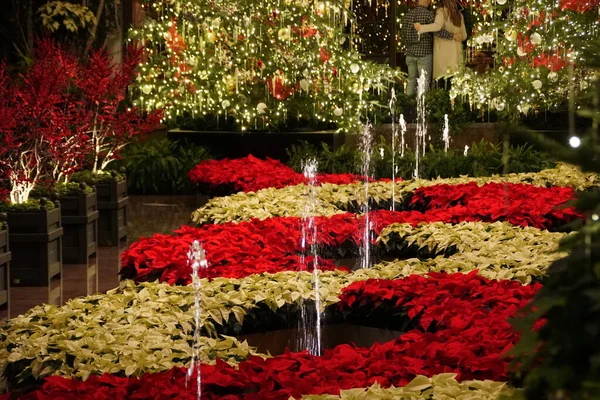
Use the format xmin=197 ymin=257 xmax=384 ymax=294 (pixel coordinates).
xmin=0 ymin=158 xmax=597 ymax=399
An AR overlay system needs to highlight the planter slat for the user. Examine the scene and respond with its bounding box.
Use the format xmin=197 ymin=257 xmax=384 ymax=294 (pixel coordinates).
xmin=8 ymin=208 xmax=63 ymax=292
xmin=60 ymin=192 xmax=99 ymax=264
xmin=97 ymin=179 xmax=128 ymax=246
xmin=0 ymin=228 xmax=10 ymax=320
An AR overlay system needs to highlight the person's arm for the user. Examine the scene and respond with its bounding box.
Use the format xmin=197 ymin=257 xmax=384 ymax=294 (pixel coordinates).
xmin=416 ymin=9 xmax=445 ymax=33
xmin=414 ymin=9 xmax=454 ymax=40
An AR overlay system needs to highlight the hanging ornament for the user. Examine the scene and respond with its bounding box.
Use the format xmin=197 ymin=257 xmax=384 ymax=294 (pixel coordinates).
xmin=319 ymin=48 xmax=330 ymax=63
xmin=530 ymin=33 xmax=542 ymax=45
xmin=257 ymin=102 xmax=268 ymax=114
xmin=496 ymin=0 xmax=507 ymax=4
xmin=496 ymin=102 xmax=506 ymax=111
xmin=532 ymin=80 xmax=543 ymax=90
xmin=504 ymin=30 xmax=517 ymax=42
xmin=206 ymin=31 xmax=217 ymax=43
xmin=517 ymin=47 xmax=527 ymax=57
xmin=221 ymin=100 xmax=231 ymax=109
xmin=299 ymin=79 xmax=310 ymax=92
xmin=278 ymin=27 xmax=291 ymax=41
xmin=519 ymin=104 xmax=531 ymax=114
xmin=350 ymin=63 xmax=360 ymax=74
xmin=580 ymin=80 xmax=589 ymax=90
xmin=141 ymin=85 xmax=152 ymax=95
xmin=333 ymin=107 xmax=343 ymax=116
xmin=547 ymin=71 xmax=558 ymax=82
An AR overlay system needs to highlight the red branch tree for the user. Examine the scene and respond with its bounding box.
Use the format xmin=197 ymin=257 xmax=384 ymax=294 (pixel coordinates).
xmin=0 ymin=40 xmax=82 ymax=204
xmin=0 ymin=40 xmax=162 ymax=204
xmin=76 ymin=47 xmax=162 ymax=173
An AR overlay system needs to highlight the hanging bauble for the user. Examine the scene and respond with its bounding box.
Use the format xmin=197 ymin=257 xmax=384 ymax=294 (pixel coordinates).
xmin=333 ymin=107 xmax=343 ymax=116
xmin=300 ymin=79 xmax=310 ymax=92
xmin=221 ymin=100 xmax=231 ymax=109
xmin=532 ymin=80 xmax=543 ymax=90
xmin=206 ymin=31 xmax=217 ymax=43
xmin=141 ymin=85 xmax=152 ymax=95
xmin=350 ymin=63 xmax=360 ymax=74
xmin=319 ymin=48 xmax=330 ymax=63
xmin=580 ymin=80 xmax=589 ymax=90
xmin=257 ymin=102 xmax=268 ymax=114
xmin=278 ymin=27 xmax=291 ymax=41
xmin=547 ymin=71 xmax=558 ymax=82
xmin=495 ymin=102 xmax=506 ymax=111
xmin=496 ymin=0 xmax=507 ymax=4
xmin=517 ymin=47 xmax=527 ymax=57
xmin=505 ymin=30 xmax=517 ymax=41
xmin=530 ymin=33 xmax=542 ymax=45
xmin=519 ymin=104 xmax=531 ymax=114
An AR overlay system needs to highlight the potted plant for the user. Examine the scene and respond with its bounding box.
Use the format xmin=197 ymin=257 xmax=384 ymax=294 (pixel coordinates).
xmin=0 ymin=219 xmax=10 ymax=320
xmin=32 ymin=183 xmax=99 ymax=274
xmin=68 ymin=47 xmax=161 ymax=246
xmin=0 ymin=40 xmax=90 ymax=302
xmin=71 ymin=170 xmax=128 ymax=246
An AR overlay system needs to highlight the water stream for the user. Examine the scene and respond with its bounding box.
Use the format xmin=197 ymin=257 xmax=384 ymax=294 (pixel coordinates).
xmin=359 ymin=122 xmax=373 ymax=269
xmin=389 ymin=88 xmax=398 ymax=211
xmin=298 ymin=159 xmax=322 ymax=355
xmin=414 ymin=69 xmax=428 ymax=179
xmin=186 ymin=240 xmax=208 ymax=400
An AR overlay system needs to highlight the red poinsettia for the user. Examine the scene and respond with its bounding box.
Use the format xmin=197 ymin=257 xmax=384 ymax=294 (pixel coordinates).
xmin=8 ymin=273 xmax=541 ymax=399
xmin=120 ymin=180 xmax=580 ymax=285
xmin=560 ymin=0 xmax=599 ymax=12
xmin=188 ymin=155 xmax=365 ymax=193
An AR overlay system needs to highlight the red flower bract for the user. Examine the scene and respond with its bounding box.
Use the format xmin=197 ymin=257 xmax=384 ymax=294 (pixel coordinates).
xmin=11 ymin=273 xmax=540 ymax=399
xmin=188 ymin=155 xmax=367 ymax=193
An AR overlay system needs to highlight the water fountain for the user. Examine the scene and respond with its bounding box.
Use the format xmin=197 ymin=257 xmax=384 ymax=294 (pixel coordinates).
xmin=389 ymin=88 xmax=398 ymax=211
xmin=359 ymin=122 xmax=373 ymax=269
xmin=443 ymin=114 xmax=450 ymax=153
xmin=298 ymin=159 xmax=322 ymax=356
xmin=186 ymin=240 xmax=208 ymax=400
xmin=399 ymin=113 xmax=407 ymax=158
xmin=414 ymin=69 xmax=428 ymax=179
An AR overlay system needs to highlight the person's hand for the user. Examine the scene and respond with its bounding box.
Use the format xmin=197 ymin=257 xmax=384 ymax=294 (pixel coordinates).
xmin=414 ymin=23 xmax=421 ymax=31
xmin=453 ymin=32 xmax=462 ymax=41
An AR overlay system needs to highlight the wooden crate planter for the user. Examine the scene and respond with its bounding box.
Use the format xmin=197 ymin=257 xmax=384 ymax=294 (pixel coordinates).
xmin=60 ymin=191 xmax=99 ymax=264
xmin=96 ymin=179 xmax=128 ymax=246
xmin=0 ymin=226 xmax=10 ymax=320
xmin=7 ymin=206 xmax=63 ymax=306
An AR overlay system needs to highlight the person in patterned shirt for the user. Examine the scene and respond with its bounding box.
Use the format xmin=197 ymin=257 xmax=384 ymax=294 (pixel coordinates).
xmin=401 ymin=0 xmax=462 ymax=96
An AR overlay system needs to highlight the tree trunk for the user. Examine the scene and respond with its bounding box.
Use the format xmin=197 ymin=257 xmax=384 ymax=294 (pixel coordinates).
xmin=83 ymin=0 xmax=106 ymax=58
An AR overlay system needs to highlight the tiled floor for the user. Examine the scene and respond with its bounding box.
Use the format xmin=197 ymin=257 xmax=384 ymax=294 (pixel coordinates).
xmin=6 ymin=194 xmax=207 ymax=319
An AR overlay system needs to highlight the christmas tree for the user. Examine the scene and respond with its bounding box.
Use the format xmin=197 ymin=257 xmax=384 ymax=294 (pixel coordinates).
xmin=128 ymin=0 xmax=397 ymax=132
xmin=451 ymin=0 xmax=599 ymax=118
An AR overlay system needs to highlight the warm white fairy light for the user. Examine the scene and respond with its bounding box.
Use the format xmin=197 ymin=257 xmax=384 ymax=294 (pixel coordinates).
xmin=128 ymin=0 xmax=398 ymax=132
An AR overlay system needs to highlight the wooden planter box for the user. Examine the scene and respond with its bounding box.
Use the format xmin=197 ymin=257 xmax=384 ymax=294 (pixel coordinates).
xmin=60 ymin=192 xmax=99 ymax=264
xmin=96 ymin=179 xmax=128 ymax=246
xmin=7 ymin=206 xmax=63 ymax=305
xmin=0 ymin=227 xmax=10 ymax=320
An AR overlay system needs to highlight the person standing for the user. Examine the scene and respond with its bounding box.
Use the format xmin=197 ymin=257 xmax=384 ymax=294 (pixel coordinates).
xmin=401 ymin=0 xmax=460 ymax=96
xmin=414 ymin=0 xmax=468 ymax=89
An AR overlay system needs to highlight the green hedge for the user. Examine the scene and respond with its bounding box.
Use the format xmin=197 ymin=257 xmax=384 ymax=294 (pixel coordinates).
xmin=286 ymin=139 xmax=555 ymax=179
xmin=114 ymin=137 xmax=212 ymax=194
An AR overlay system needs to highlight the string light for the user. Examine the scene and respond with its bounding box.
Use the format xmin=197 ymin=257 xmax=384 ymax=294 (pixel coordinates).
xmin=128 ymin=0 xmax=398 ymax=132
